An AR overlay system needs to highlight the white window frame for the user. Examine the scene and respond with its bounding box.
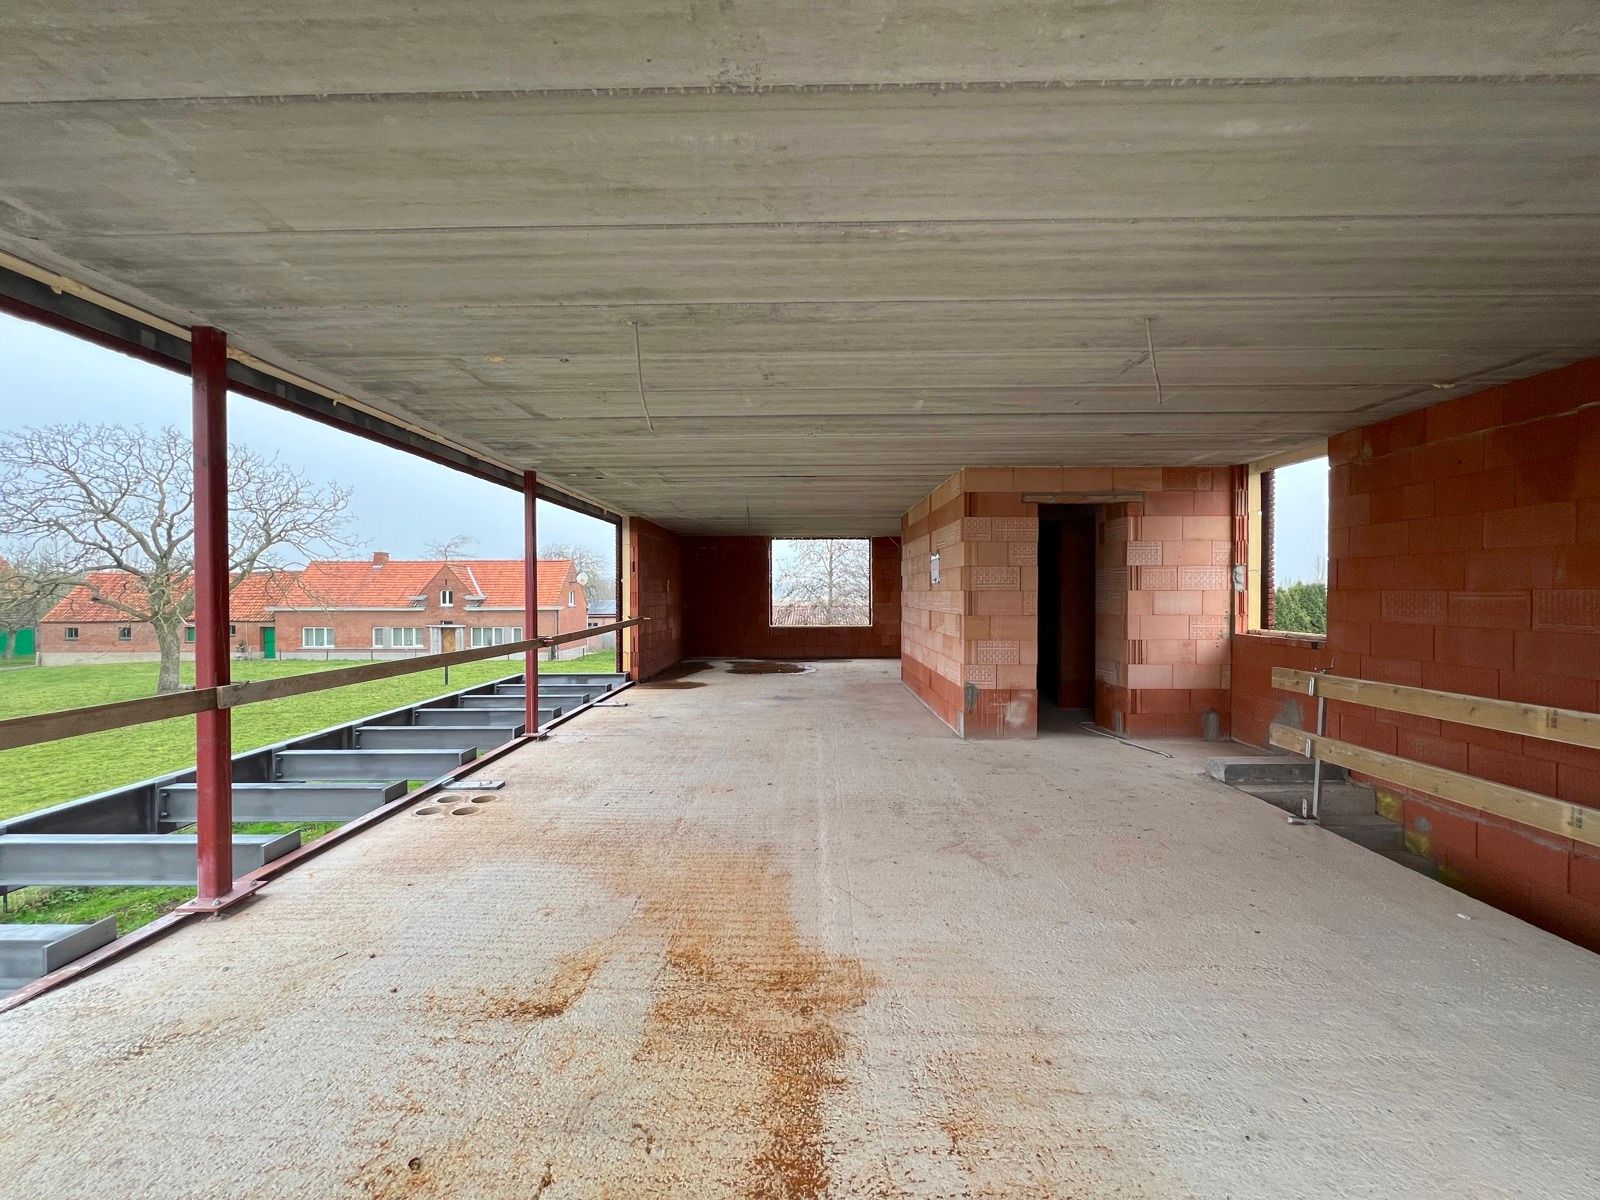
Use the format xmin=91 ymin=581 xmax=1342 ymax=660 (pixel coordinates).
xmin=469 ymin=625 xmax=523 ymax=648
xmin=64 ymin=626 xmax=79 ymax=641
xmin=302 ymin=626 xmax=335 ymax=649
xmin=567 ymin=589 xmax=576 ymax=607
xmin=117 ymin=626 xmax=132 ymax=641
xmin=440 ymin=589 xmax=454 ymax=608
xmin=1246 ymin=442 xmax=1329 ymax=634
xmin=372 ymin=626 xmax=422 ymax=649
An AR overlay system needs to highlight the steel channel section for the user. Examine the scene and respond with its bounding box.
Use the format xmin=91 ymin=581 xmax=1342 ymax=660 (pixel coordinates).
xmin=191 ymin=327 xmax=234 ymax=901
xmin=414 ymin=709 xmax=528 ymax=727
xmin=158 ymin=782 xmax=408 ymax=824
xmin=0 ymin=833 xmax=300 ymax=888
xmin=0 ymin=919 xmax=118 ymax=992
xmin=0 ymin=674 xmax=526 ymax=850
xmin=355 ymin=726 xmax=525 ymax=754
xmin=274 ymin=748 xmax=476 ymax=782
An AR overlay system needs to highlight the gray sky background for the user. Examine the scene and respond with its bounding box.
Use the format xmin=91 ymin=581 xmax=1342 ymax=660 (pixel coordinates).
xmin=1 ymin=311 xmax=1331 ymax=582
xmin=1271 ymin=455 xmax=1329 ymax=585
xmin=0 ymin=314 xmax=615 ymax=566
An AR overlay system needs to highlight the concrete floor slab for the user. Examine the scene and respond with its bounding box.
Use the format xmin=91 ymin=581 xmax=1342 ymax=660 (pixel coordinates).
xmin=2 ymin=660 xmax=1598 ymax=1197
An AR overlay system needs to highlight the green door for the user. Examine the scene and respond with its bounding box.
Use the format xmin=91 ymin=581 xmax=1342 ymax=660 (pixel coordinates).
xmin=262 ymin=627 xmax=276 ymax=660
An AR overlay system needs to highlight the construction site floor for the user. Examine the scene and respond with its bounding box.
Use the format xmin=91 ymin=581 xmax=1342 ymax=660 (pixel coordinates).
xmin=3 ymin=659 xmax=1597 ymax=1198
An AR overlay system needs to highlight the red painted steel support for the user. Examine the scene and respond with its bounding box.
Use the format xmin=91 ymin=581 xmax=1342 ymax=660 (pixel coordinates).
xmin=188 ymin=327 xmax=244 ymax=907
xmin=524 ymin=470 xmax=539 ymax=732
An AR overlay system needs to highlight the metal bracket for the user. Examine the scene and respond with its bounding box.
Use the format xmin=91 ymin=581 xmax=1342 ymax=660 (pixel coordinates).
xmin=175 ymin=879 xmax=263 ymax=915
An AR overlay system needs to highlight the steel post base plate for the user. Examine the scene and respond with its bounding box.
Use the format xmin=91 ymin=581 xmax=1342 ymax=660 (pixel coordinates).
xmin=176 ymin=880 xmax=263 ymax=915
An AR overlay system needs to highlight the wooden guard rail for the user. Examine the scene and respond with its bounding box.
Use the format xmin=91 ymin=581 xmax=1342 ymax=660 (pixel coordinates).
xmin=0 ymin=618 xmax=643 ymax=753
xmin=1269 ymin=667 xmax=1600 ymax=849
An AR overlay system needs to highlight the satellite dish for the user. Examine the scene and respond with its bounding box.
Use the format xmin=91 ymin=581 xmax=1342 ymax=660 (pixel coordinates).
xmin=576 ymin=571 xmax=590 ymax=586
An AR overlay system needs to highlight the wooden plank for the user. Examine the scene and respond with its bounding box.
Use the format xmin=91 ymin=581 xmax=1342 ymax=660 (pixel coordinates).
xmin=0 ymin=619 xmax=643 ymax=752
xmin=1272 ymin=668 xmax=1600 ymax=752
xmin=0 ymin=689 xmax=217 ymax=752
xmin=1268 ymin=723 xmax=1600 ymax=850
xmin=217 ymin=619 xmax=641 ymax=707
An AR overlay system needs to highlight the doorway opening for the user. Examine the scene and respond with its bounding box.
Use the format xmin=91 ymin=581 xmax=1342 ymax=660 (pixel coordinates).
xmin=1037 ymin=504 xmax=1098 ymax=730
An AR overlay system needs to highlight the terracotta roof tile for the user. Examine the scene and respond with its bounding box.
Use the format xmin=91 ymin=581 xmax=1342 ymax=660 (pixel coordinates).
xmin=42 ymin=570 xmax=298 ymax=624
xmin=278 ymin=558 xmax=573 ymax=610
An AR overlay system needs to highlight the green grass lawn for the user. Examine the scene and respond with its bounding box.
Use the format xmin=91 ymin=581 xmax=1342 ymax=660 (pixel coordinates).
xmin=0 ymin=648 xmax=620 ymax=934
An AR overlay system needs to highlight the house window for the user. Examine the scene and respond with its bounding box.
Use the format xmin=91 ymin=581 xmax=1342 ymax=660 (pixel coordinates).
xmin=185 ymin=626 xmax=196 ymax=643
xmin=117 ymin=626 xmax=132 ymax=641
xmin=372 ymin=627 xmax=423 ymax=649
xmin=229 ymin=624 xmax=237 ymax=637
xmin=469 ymin=626 xmax=523 ymax=648
xmin=302 ymin=627 xmax=335 ymax=649
xmin=769 ymin=538 xmax=872 ymax=627
xmin=568 ymin=590 xmax=576 ymax=607
xmin=440 ymin=589 xmax=454 ymax=607
xmin=1249 ymin=450 xmax=1329 ymax=635
xmin=64 ymin=627 xmax=79 ymax=641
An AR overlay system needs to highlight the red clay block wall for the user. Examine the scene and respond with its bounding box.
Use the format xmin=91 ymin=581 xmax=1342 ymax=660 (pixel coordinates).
xmin=903 ymin=467 xmax=1235 ymax=739
xmin=1323 ymin=357 xmax=1600 ymax=947
xmin=1088 ymin=475 xmax=1234 ymax=738
xmin=628 ymin=517 xmax=683 ymax=681
xmin=901 ymin=473 xmax=967 ymax=733
xmin=680 ymin=536 xmax=901 ymax=660
xmin=1228 ymin=633 xmax=1331 ymax=749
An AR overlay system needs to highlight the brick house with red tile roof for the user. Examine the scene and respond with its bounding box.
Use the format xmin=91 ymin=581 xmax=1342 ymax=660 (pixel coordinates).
xmin=38 ymin=570 xmax=295 ymax=664
xmin=272 ymin=553 xmax=588 ymax=660
xmin=39 ymin=554 xmax=590 ymax=663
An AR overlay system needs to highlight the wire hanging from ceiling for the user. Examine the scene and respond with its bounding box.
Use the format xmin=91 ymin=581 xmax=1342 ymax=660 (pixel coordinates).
xmin=629 ymin=320 xmax=656 ymax=433
xmin=1143 ymin=317 xmax=1165 ymax=408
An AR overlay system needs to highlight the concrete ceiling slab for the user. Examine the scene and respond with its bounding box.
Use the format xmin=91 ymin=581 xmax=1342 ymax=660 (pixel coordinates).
xmin=1 ymin=5 xmax=1597 ymax=533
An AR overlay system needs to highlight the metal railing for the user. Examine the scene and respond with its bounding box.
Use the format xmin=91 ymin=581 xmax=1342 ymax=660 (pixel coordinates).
xmin=0 ymin=619 xmax=642 ymax=752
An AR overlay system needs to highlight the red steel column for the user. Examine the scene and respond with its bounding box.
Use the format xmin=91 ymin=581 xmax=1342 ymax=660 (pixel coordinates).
xmin=191 ymin=327 xmax=234 ymax=902
xmin=524 ymin=470 xmax=539 ymax=732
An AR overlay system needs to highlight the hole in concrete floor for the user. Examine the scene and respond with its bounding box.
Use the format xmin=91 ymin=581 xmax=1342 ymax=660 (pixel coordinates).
xmin=469 ymin=795 xmax=496 ymax=804
xmin=435 ymin=793 xmax=464 ymax=804
xmin=413 ymin=806 xmax=443 ymax=816
xmin=726 ymin=661 xmax=812 ymax=674
xmin=450 ymin=806 xmax=479 ymax=816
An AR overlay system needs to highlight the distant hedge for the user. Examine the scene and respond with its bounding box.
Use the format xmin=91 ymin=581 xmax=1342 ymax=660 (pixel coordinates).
xmin=1274 ymin=581 xmax=1327 ymax=635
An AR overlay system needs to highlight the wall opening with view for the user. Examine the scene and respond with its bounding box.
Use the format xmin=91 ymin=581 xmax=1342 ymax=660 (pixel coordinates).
xmin=1256 ymin=454 xmax=1329 ymax=635
xmin=769 ymin=538 xmax=872 ymax=627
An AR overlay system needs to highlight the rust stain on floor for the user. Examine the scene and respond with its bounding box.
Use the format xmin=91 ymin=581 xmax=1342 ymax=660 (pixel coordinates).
xmin=469 ymin=940 xmax=608 ymax=1022
xmin=634 ymin=850 xmax=872 ymax=1199
xmin=386 ymin=836 xmax=873 ymax=1197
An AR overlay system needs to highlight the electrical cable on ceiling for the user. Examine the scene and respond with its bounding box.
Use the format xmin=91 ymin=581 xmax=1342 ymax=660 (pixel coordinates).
xmin=1144 ymin=317 xmax=1164 ymax=408
xmin=629 ymin=321 xmax=656 ymax=433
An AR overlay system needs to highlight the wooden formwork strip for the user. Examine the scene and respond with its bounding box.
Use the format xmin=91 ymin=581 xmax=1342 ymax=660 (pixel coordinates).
xmin=1272 ymin=668 xmax=1600 ymax=752
xmin=0 ymin=618 xmax=642 ymax=751
xmin=1268 ymin=723 xmax=1600 ymax=849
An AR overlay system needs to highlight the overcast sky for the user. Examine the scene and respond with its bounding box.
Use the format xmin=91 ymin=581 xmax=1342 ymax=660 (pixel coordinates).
xmin=1271 ymin=455 xmax=1329 ymax=585
xmin=0 ymin=313 xmax=615 ymax=565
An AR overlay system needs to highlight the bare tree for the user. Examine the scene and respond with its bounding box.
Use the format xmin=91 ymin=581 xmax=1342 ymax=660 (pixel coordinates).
xmin=772 ymin=539 xmax=871 ymax=626
xmin=0 ymin=544 xmax=76 ymax=660
xmin=0 ymin=424 xmax=354 ymax=693
xmin=539 ymin=541 xmax=615 ymax=606
xmin=424 ymin=533 xmax=477 ymax=560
